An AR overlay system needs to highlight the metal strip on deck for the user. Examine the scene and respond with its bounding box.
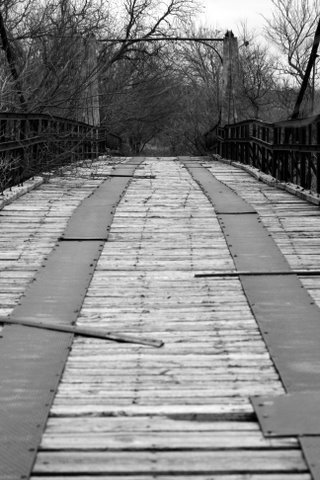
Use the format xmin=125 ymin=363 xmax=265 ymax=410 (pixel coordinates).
xmin=10 ymin=241 xmax=104 ymax=324
xmin=62 ymin=161 xmax=141 ymax=240
xmin=0 ymin=327 xmax=72 ymax=480
xmin=182 ymin=158 xmax=320 ymax=480
xmin=182 ymin=161 xmax=256 ymax=214
xmin=0 ymin=158 xmax=142 ymax=480
xmin=240 ymin=273 xmax=320 ymax=390
xmin=218 ymin=214 xmax=291 ymax=272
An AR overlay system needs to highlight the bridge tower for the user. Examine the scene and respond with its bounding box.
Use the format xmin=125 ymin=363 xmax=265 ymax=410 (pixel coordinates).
xmin=221 ymin=31 xmax=240 ymax=125
xmin=78 ymin=35 xmax=100 ymax=127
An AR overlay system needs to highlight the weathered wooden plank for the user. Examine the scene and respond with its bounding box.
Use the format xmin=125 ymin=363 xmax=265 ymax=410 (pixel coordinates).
xmin=60 ymin=373 xmax=279 ymax=383
xmin=52 ymin=400 xmax=251 ymax=407
xmin=64 ymin=352 xmax=273 ymax=360
xmin=40 ymin=431 xmax=298 ymax=450
xmin=55 ymin=390 xmax=282 ymax=401
xmin=34 ymin=450 xmax=307 ymax=474
xmin=45 ymin=417 xmax=260 ymax=433
xmin=30 ymin=475 xmax=312 ymax=480
xmin=50 ymin=403 xmax=254 ymax=417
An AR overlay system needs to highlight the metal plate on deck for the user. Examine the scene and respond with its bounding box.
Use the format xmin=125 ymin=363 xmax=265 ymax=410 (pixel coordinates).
xmin=241 ymin=274 xmax=320 ymax=390
xmin=182 ymin=161 xmax=256 ymax=214
xmin=11 ymin=240 xmax=104 ymax=325
xmin=219 ymin=214 xmax=291 ymax=272
xmin=0 ymin=326 xmax=72 ymax=479
xmin=252 ymin=392 xmax=320 ymax=436
xmin=63 ymin=159 xmax=141 ymax=239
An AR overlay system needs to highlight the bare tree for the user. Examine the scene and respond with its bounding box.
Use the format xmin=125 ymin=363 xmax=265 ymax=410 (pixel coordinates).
xmin=1 ymin=0 xmax=199 ymax=121
xmin=98 ymin=0 xmax=198 ymax=66
xmin=97 ymin=0 xmax=199 ymax=153
xmin=157 ymin=25 xmax=223 ymax=154
xmin=264 ymin=0 xmax=320 ymax=85
xmin=238 ymin=41 xmax=276 ymax=119
xmin=0 ymin=0 xmax=109 ymax=114
xmin=99 ymin=40 xmax=180 ymax=153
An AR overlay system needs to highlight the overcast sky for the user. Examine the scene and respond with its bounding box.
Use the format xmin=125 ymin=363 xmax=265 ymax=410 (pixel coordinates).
xmin=196 ymin=0 xmax=273 ymax=34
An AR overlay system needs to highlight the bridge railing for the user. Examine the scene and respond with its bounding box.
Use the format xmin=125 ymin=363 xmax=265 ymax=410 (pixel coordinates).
xmin=0 ymin=113 xmax=121 ymax=194
xmin=214 ymin=115 xmax=320 ymax=195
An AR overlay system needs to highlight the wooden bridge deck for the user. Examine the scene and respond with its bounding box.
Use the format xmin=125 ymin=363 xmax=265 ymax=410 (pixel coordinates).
xmin=1 ymin=156 xmax=319 ymax=479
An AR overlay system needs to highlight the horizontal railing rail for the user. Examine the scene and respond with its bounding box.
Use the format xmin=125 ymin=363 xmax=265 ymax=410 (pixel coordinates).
xmin=212 ymin=115 xmax=320 ymax=195
xmin=0 ymin=113 xmax=122 ymax=193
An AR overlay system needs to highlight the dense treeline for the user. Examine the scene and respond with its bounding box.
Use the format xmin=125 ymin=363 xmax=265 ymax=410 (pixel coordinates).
xmin=0 ymin=0 xmax=319 ymax=155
